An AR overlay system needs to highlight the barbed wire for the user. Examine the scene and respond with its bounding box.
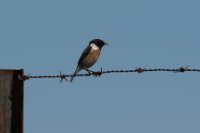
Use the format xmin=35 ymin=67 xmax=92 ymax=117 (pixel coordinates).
xmin=19 ymin=66 xmax=200 ymax=82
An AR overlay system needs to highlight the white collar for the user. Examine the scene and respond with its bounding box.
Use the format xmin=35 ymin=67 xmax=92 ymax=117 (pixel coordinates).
xmin=90 ymin=43 xmax=99 ymax=50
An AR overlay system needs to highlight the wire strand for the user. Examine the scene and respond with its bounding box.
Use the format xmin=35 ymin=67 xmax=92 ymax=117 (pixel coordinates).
xmin=21 ymin=66 xmax=200 ymax=82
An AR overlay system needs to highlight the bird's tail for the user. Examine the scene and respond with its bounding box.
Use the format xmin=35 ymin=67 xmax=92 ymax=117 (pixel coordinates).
xmin=70 ymin=67 xmax=80 ymax=82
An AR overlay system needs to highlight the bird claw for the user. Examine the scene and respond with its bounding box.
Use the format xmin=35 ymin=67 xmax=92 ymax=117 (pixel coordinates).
xmin=86 ymin=68 xmax=102 ymax=77
xmin=92 ymin=68 xmax=103 ymax=77
xmin=92 ymin=71 xmax=102 ymax=77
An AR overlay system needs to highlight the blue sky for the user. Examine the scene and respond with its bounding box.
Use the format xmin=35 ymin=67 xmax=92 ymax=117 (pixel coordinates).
xmin=1 ymin=0 xmax=200 ymax=133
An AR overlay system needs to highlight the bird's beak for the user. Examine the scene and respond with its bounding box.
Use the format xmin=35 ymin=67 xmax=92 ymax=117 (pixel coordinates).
xmin=104 ymin=42 xmax=109 ymax=45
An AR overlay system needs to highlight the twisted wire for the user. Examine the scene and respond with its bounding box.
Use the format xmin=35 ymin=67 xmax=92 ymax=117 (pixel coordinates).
xmin=20 ymin=67 xmax=200 ymax=82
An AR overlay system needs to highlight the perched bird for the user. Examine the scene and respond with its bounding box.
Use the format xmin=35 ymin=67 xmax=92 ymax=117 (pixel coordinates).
xmin=70 ymin=39 xmax=107 ymax=82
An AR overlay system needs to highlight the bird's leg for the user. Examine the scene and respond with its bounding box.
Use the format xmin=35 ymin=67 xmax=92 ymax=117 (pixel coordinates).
xmin=86 ymin=68 xmax=102 ymax=77
xmin=86 ymin=69 xmax=93 ymax=75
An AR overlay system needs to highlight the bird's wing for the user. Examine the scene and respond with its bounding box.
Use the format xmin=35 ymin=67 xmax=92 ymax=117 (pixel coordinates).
xmin=78 ymin=46 xmax=92 ymax=65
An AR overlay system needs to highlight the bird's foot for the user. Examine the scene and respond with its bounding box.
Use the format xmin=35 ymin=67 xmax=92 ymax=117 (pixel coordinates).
xmin=86 ymin=68 xmax=102 ymax=77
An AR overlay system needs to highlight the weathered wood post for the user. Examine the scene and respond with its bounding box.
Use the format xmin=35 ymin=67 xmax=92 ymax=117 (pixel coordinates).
xmin=0 ymin=69 xmax=24 ymax=133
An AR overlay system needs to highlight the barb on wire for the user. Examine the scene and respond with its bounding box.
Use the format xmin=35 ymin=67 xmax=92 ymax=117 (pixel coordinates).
xmin=20 ymin=66 xmax=200 ymax=82
xmin=59 ymin=71 xmax=68 ymax=82
xmin=174 ymin=66 xmax=189 ymax=73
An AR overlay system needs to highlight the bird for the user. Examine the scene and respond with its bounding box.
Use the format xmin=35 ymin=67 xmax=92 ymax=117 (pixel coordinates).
xmin=70 ymin=39 xmax=107 ymax=82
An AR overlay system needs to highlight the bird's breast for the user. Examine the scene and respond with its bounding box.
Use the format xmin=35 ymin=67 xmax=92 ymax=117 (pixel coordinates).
xmin=81 ymin=49 xmax=100 ymax=69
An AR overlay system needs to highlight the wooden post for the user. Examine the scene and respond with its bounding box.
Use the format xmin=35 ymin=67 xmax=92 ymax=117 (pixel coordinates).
xmin=0 ymin=69 xmax=24 ymax=133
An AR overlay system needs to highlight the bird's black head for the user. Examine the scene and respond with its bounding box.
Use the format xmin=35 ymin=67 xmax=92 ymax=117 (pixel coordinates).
xmin=89 ymin=39 xmax=108 ymax=49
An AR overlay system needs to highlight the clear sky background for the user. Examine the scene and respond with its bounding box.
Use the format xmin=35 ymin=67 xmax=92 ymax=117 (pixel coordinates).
xmin=1 ymin=0 xmax=200 ymax=133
